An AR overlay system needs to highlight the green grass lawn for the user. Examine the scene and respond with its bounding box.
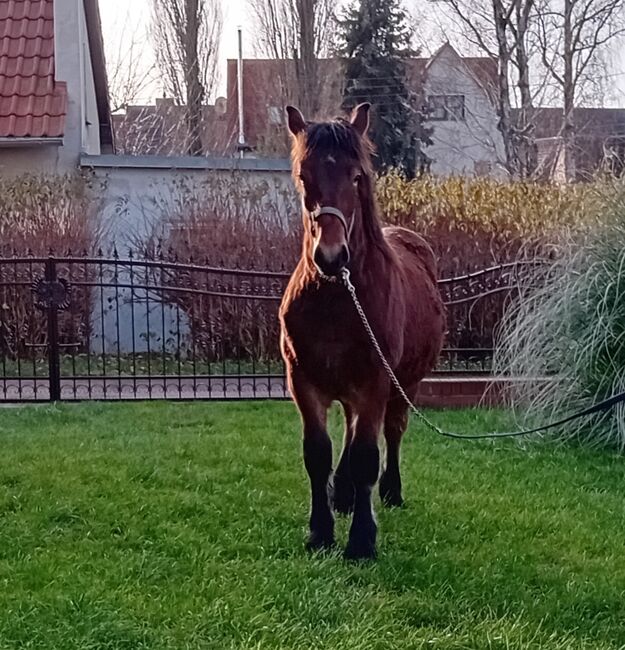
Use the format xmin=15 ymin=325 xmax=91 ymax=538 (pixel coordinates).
xmin=1 ymin=402 xmax=625 ymax=649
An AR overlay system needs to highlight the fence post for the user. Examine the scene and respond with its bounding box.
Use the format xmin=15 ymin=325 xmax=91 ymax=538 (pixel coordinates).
xmin=45 ymin=257 xmax=61 ymax=402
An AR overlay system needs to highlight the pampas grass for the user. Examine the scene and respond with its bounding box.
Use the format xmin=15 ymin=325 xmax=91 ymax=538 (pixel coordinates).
xmin=494 ymin=188 xmax=625 ymax=452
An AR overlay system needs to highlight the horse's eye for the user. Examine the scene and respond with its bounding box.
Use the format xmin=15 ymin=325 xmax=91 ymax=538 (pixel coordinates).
xmin=353 ymin=173 xmax=362 ymax=185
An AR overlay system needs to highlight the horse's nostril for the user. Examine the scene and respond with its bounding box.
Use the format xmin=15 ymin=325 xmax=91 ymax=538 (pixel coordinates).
xmin=313 ymin=243 xmax=350 ymax=277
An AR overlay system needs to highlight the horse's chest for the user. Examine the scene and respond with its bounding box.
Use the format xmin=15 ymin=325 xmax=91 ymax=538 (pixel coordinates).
xmin=281 ymin=293 xmax=372 ymax=388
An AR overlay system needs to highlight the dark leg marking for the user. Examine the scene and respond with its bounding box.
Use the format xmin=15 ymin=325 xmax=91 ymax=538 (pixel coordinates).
xmin=345 ymin=439 xmax=380 ymax=560
xmin=304 ymin=431 xmax=335 ymax=551
xmin=380 ymin=401 xmax=408 ymax=508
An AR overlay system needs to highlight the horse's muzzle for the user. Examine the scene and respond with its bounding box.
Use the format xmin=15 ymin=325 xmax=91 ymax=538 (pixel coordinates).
xmin=313 ymin=243 xmax=350 ymax=277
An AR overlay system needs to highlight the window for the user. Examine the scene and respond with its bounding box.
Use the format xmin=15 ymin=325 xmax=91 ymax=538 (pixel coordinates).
xmin=474 ymin=160 xmax=492 ymax=176
xmin=427 ymin=95 xmax=466 ymax=121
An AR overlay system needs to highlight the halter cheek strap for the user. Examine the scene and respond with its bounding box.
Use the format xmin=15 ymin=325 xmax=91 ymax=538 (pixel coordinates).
xmin=310 ymin=205 xmax=356 ymax=240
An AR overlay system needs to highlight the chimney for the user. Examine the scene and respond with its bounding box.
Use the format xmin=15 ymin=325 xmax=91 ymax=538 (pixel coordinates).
xmin=156 ymin=97 xmax=175 ymax=112
xmin=236 ymin=27 xmax=252 ymax=157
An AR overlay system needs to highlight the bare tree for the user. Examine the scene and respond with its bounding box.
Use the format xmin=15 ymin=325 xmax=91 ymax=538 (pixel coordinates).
xmin=150 ymin=0 xmax=223 ymax=155
xmin=536 ymin=0 xmax=625 ymax=180
xmin=247 ymin=0 xmax=335 ymax=117
xmin=434 ymin=0 xmax=539 ymax=177
xmin=427 ymin=0 xmax=625 ymax=180
xmin=103 ymin=10 xmax=158 ymax=113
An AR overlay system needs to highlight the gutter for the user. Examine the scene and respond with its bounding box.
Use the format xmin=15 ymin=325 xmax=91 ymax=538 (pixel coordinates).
xmin=0 ymin=138 xmax=64 ymax=148
xmin=80 ymin=154 xmax=291 ymax=172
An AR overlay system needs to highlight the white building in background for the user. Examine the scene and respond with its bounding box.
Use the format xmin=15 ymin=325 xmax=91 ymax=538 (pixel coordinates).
xmin=423 ymin=44 xmax=507 ymax=178
xmin=226 ymin=45 xmax=507 ymax=178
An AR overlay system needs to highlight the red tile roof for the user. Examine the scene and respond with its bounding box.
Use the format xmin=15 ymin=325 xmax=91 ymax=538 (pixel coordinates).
xmin=0 ymin=0 xmax=67 ymax=138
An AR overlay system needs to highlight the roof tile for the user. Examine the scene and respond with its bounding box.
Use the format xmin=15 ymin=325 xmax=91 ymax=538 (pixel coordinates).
xmin=0 ymin=0 xmax=66 ymax=138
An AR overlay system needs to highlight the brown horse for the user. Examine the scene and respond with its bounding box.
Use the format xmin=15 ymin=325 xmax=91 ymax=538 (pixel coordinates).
xmin=279 ymin=103 xmax=445 ymax=560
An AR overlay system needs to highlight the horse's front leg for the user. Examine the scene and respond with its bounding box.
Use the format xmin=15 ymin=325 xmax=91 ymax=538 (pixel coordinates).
xmin=332 ymin=402 xmax=355 ymax=515
xmin=289 ymin=372 xmax=334 ymax=551
xmin=345 ymin=396 xmax=385 ymax=560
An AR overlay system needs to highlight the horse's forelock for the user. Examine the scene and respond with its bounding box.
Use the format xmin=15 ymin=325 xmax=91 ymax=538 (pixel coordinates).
xmin=291 ymin=119 xmax=372 ymax=168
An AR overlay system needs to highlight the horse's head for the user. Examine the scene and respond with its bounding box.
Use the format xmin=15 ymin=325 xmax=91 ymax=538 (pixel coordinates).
xmin=286 ymin=103 xmax=372 ymax=278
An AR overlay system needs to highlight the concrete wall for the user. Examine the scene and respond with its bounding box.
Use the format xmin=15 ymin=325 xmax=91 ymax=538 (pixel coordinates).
xmin=82 ymin=154 xmax=294 ymax=243
xmin=424 ymin=47 xmax=507 ymax=178
xmin=81 ymin=155 xmax=294 ymax=354
xmin=0 ymin=144 xmax=64 ymax=176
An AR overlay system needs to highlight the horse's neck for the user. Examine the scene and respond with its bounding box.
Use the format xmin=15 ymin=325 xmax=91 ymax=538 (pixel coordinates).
xmin=349 ymin=209 xmax=391 ymax=284
xmin=350 ymin=241 xmax=391 ymax=290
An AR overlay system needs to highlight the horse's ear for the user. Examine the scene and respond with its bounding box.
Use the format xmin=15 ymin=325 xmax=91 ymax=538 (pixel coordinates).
xmin=350 ymin=103 xmax=371 ymax=136
xmin=286 ymin=106 xmax=306 ymax=136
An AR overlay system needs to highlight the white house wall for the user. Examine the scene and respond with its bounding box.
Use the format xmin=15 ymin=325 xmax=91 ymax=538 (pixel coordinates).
xmin=424 ymin=48 xmax=506 ymax=177
xmin=78 ymin=0 xmax=102 ymax=155
xmin=0 ymin=146 xmax=63 ymax=175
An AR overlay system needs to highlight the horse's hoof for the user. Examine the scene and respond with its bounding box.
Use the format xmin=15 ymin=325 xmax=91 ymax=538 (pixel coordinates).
xmin=306 ymin=532 xmax=336 ymax=553
xmin=380 ymin=489 xmax=404 ymax=508
xmin=332 ymin=474 xmax=354 ymax=515
xmin=344 ymin=538 xmax=377 ymax=561
xmin=379 ymin=474 xmax=403 ymax=508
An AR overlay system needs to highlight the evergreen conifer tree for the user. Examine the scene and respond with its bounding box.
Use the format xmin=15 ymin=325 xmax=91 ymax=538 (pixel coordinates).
xmin=338 ymin=0 xmax=431 ymax=176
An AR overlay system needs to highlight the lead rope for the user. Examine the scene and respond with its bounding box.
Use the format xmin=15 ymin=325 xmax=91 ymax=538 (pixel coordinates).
xmin=340 ymin=268 xmax=625 ymax=440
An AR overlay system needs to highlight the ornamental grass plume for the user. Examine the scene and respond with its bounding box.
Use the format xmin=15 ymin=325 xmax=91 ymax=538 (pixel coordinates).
xmin=494 ymin=186 xmax=625 ymax=452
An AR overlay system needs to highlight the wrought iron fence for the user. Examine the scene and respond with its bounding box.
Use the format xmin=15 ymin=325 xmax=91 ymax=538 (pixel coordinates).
xmin=0 ymin=253 xmax=545 ymax=402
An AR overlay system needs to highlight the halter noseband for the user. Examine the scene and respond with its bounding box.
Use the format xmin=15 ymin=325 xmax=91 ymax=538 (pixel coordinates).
xmin=310 ymin=205 xmax=355 ymax=240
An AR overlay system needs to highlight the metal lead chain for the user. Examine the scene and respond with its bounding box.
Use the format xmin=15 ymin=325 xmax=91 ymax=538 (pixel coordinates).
xmin=340 ymin=268 xmax=446 ymax=436
xmin=340 ymin=268 xmax=625 ymax=441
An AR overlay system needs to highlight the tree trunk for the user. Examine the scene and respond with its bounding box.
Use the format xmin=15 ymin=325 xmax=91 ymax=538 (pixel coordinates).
xmin=562 ymin=0 xmax=575 ymax=182
xmin=515 ymin=0 xmax=536 ymax=178
xmin=295 ymin=0 xmax=319 ymax=117
xmin=493 ymin=0 xmax=517 ymax=177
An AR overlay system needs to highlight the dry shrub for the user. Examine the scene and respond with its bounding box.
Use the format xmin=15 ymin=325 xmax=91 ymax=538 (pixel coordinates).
xmin=377 ymin=174 xmax=607 ymax=357
xmin=377 ymin=172 xmax=601 ymax=275
xmin=0 ymin=174 xmax=102 ymax=360
xmin=141 ymin=173 xmax=300 ymax=269
xmin=158 ymin=173 xmax=605 ymax=365
xmin=161 ymin=172 xmax=602 ymax=273
xmin=146 ymin=174 xmax=299 ymax=362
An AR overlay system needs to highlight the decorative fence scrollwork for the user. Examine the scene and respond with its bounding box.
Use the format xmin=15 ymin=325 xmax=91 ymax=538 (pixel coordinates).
xmin=0 ymin=253 xmax=547 ymax=402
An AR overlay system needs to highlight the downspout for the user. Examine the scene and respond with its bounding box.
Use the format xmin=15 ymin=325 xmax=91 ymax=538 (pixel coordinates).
xmin=78 ymin=0 xmax=87 ymax=153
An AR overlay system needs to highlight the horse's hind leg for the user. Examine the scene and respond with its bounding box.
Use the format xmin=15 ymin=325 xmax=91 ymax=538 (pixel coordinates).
xmin=289 ymin=372 xmax=335 ymax=551
xmin=332 ymin=403 xmax=355 ymax=515
xmin=379 ymin=397 xmax=409 ymax=508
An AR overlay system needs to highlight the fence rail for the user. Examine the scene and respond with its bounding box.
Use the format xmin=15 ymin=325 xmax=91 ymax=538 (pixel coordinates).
xmin=0 ymin=253 xmax=545 ymax=402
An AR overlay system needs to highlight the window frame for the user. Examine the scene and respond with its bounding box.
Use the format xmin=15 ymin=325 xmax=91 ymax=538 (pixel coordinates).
xmin=426 ymin=94 xmax=466 ymax=122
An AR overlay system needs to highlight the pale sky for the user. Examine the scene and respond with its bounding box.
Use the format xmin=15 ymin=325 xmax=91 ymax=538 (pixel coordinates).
xmin=99 ymin=0 xmax=248 ymax=104
xmin=98 ymin=0 xmax=625 ymax=108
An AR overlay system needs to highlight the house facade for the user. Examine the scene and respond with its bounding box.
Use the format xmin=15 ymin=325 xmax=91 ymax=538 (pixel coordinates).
xmin=223 ymin=45 xmax=506 ymax=177
xmin=422 ymin=44 xmax=506 ymax=177
xmin=0 ymin=0 xmax=113 ymax=176
xmin=523 ymin=107 xmax=625 ymax=181
xmin=111 ymin=44 xmax=506 ymax=176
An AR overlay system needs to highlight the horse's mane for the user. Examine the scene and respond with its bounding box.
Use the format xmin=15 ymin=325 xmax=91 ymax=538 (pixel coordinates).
xmin=291 ymin=118 xmax=387 ymax=253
